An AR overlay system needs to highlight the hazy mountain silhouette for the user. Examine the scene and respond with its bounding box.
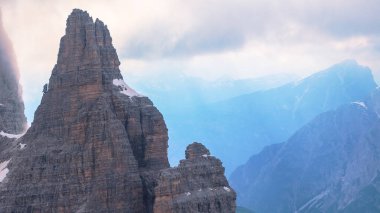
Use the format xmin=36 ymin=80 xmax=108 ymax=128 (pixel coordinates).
xmin=230 ymin=88 xmax=380 ymax=212
xmin=165 ymin=60 xmax=377 ymax=174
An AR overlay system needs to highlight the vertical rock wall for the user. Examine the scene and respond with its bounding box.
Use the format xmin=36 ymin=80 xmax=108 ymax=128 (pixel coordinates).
xmin=0 ymin=9 xmax=235 ymax=213
xmin=0 ymin=10 xmax=26 ymax=136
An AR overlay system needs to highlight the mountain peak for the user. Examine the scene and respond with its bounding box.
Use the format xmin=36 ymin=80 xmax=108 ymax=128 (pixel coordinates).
xmin=337 ymin=59 xmax=358 ymax=66
xmin=70 ymin=8 xmax=90 ymax=16
xmin=327 ymin=59 xmax=369 ymax=73
xmin=49 ymin=8 xmax=124 ymax=97
xmin=57 ymin=9 xmax=118 ymax=73
xmin=293 ymin=60 xmax=376 ymax=91
xmin=230 ymin=87 xmax=380 ymax=212
xmin=185 ymin=142 xmax=211 ymax=159
xmin=0 ymin=10 xmax=236 ymax=212
xmin=64 ymin=9 xmax=94 ymax=40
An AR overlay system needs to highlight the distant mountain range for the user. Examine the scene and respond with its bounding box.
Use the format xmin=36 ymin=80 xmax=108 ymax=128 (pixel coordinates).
xmin=126 ymin=71 xmax=298 ymax=165
xmin=134 ymin=60 xmax=376 ymax=174
xmin=126 ymin=72 xmax=298 ymax=140
xmin=230 ymin=87 xmax=380 ymax=212
xmin=127 ymin=71 xmax=298 ymax=107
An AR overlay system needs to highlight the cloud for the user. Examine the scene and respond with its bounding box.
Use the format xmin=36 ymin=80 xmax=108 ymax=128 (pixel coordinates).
xmin=1 ymin=0 xmax=380 ymax=122
xmin=121 ymin=0 xmax=271 ymax=59
xmin=120 ymin=0 xmax=380 ymax=59
xmin=296 ymin=0 xmax=380 ymax=37
xmin=4 ymin=0 xmax=380 ymax=60
xmin=122 ymin=22 xmax=246 ymax=59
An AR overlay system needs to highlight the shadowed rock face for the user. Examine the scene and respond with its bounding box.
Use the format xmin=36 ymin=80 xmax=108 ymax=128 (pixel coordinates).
xmin=0 ymin=11 xmax=26 ymax=136
xmin=0 ymin=9 xmax=235 ymax=212
xmin=0 ymin=9 xmax=168 ymax=212
xmin=154 ymin=143 xmax=236 ymax=213
xmin=0 ymin=10 xmax=27 ymax=173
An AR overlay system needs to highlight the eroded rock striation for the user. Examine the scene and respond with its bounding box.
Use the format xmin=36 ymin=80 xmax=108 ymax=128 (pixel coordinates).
xmin=0 ymin=9 xmax=235 ymax=212
xmin=0 ymin=10 xmax=27 ymax=138
xmin=154 ymin=143 xmax=236 ymax=213
xmin=0 ymin=10 xmax=27 ymax=178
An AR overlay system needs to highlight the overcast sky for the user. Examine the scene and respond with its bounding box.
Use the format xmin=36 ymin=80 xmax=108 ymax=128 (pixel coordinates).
xmin=1 ymin=0 xmax=380 ymax=122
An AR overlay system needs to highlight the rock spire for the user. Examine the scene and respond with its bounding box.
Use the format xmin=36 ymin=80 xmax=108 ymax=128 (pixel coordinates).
xmin=0 ymin=9 xmax=235 ymax=212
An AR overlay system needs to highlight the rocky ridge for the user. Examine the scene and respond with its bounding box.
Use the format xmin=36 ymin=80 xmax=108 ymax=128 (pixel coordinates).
xmin=230 ymin=87 xmax=380 ymax=212
xmin=154 ymin=143 xmax=236 ymax=213
xmin=0 ymin=9 xmax=235 ymax=212
xmin=168 ymin=60 xmax=377 ymax=175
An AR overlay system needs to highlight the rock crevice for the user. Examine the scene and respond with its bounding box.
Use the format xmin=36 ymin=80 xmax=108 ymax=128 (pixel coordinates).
xmin=0 ymin=9 xmax=235 ymax=213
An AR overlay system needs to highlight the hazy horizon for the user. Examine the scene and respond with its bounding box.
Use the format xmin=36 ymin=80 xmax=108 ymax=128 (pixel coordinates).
xmin=2 ymin=2 xmax=380 ymax=212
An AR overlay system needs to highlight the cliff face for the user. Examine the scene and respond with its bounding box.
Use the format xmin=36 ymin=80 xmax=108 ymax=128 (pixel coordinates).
xmin=0 ymin=10 xmax=27 ymax=182
xmin=154 ymin=143 xmax=236 ymax=213
xmin=230 ymin=88 xmax=380 ymax=213
xmin=0 ymin=11 xmax=27 ymax=137
xmin=0 ymin=9 xmax=235 ymax=212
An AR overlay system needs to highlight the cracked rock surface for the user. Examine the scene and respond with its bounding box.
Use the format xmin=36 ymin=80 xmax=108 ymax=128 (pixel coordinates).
xmin=0 ymin=9 xmax=235 ymax=213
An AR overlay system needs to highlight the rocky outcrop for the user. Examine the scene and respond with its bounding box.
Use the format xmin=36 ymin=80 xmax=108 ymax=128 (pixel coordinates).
xmin=0 ymin=10 xmax=27 ymax=183
xmin=230 ymin=88 xmax=380 ymax=213
xmin=154 ymin=142 xmax=236 ymax=213
xmin=0 ymin=9 xmax=235 ymax=212
xmin=0 ymin=10 xmax=27 ymax=137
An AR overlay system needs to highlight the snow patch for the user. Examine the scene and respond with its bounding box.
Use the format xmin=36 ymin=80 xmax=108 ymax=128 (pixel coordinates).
xmin=113 ymin=79 xmax=144 ymax=97
xmin=298 ymin=190 xmax=329 ymax=212
xmin=376 ymin=111 xmax=380 ymax=119
xmin=292 ymin=86 xmax=310 ymax=118
xmin=0 ymin=131 xmax=24 ymax=139
xmin=185 ymin=192 xmax=191 ymax=196
xmin=0 ymin=103 xmax=3 ymax=106
xmin=293 ymin=79 xmax=304 ymax=87
xmin=352 ymin=101 xmax=367 ymax=109
xmin=202 ymin=154 xmax=209 ymax=158
xmin=223 ymin=186 xmax=231 ymax=192
xmin=0 ymin=160 xmax=10 ymax=182
xmin=19 ymin=143 xmax=26 ymax=149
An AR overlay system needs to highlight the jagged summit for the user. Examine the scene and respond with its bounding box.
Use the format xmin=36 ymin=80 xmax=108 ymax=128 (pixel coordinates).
xmin=0 ymin=9 xmax=169 ymax=212
xmin=51 ymin=9 xmax=121 ymax=94
xmin=185 ymin=142 xmax=211 ymax=159
xmin=57 ymin=9 xmax=117 ymax=71
xmin=0 ymin=9 xmax=235 ymax=212
xmin=33 ymin=8 xmax=168 ymax=171
xmin=155 ymin=143 xmax=236 ymax=212
xmin=49 ymin=9 xmax=142 ymax=100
